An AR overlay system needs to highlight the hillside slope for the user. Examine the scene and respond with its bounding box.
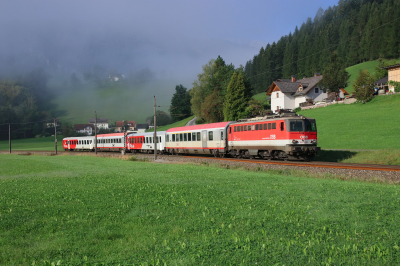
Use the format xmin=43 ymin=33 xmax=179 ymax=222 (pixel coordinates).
xmin=298 ymin=94 xmax=400 ymax=150
xmin=51 ymin=79 xmax=181 ymax=125
xmin=344 ymin=58 xmax=400 ymax=93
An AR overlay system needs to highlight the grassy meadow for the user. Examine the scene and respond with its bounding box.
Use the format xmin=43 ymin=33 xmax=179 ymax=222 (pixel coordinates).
xmin=1 ymin=154 xmax=400 ymax=265
xmin=0 ymin=135 xmax=64 ymax=151
xmin=299 ymin=94 xmax=400 ymax=150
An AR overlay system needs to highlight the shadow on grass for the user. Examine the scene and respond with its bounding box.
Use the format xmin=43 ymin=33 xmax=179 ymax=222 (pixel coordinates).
xmin=314 ymin=150 xmax=358 ymax=162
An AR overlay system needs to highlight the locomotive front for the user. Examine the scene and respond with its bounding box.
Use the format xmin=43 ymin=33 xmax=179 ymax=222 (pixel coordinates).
xmin=284 ymin=116 xmax=320 ymax=160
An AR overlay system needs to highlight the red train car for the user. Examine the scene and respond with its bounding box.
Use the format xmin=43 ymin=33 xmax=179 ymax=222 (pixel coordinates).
xmin=228 ymin=113 xmax=319 ymax=160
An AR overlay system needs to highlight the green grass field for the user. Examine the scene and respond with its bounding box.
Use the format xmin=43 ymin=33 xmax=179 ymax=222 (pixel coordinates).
xmin=299 ymin=94 xmax=400 ymax=150
xmin=252 ymin=92 xmax=268 ymax=101
xmin=0 ymin=135 xmax=64 ymax=151
xmin=0 ymin=154 xmax=399 ymax=265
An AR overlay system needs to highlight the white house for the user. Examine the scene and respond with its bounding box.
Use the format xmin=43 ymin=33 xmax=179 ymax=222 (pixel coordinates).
xmin=74 ymin=124 xmax=95 ymax=135
xmin=265 ymin=74 xmax=326 ymax=113
xmin=88 ymin=118 xmax=109 ymax=129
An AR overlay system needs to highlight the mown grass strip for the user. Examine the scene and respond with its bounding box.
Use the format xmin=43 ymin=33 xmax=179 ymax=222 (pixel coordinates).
xmin=0 ymin=154 xmax=399 ymax=265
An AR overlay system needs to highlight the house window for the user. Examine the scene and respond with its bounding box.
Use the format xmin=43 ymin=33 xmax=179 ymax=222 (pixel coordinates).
xmin=315 ymin=87 xmax=319 ymax=93
xmin=276 ymin=92 xmax=279 ymax=98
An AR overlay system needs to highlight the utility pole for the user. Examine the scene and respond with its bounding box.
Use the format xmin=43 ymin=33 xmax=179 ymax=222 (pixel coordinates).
xmin=95 ymin=111 xmax=97 ymax=154
xmin=9 ymin=124 xmax=11 ymax=154
xmin=54 ymin=118 xmax=57 ymax=154
xmin=154 ymin=95 xmax=157 ymax=160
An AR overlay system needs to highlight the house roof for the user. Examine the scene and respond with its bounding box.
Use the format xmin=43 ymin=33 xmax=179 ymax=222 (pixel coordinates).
xmin=382 ymin=64 xmax=400 ymax=70
xmin=74 ymin=124 xmax=95 ymax=131
xmin=265 ymin=75 xmax=323 ymax=97
xmin=375 ymin=76 xmax=388 ymax=84
xmin=115 ymin=121 xmax=125 ymax=127
xmin=126 ymin=121 xmax=136 ymax=126
xmin=136 ymin=124 xmax=149 ymax=129
xmin=88 ymin=118 xmax=108 ymax=123
xmin=340 ymin=88 xmax=349 ymax=95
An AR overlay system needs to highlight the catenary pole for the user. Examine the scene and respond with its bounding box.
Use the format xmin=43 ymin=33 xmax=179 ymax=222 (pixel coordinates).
xmin=154 ymin=95 xmax=157 ymax=160
xmin=54 ymin=118 xmax=57 ymax=154
xmin=95 ymin=111 xmax=97 ymax=154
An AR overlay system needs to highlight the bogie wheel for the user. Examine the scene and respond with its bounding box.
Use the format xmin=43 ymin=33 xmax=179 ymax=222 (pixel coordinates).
xmin=219 ymin=153 xmax=225 ymax=158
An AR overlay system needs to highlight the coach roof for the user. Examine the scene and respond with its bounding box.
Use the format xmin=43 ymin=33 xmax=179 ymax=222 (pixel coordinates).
xmin=166 ymin=122 xmax=232 ymax=133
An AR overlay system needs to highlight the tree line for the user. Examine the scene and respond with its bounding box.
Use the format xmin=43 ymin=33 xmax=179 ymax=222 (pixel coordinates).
xmin=245 ymin=0 xmax=400 ymax=94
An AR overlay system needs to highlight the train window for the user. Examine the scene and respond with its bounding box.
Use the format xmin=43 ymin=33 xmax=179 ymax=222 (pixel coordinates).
xmin=234 ymin=126 xmax=237 ymax=132
xmin=188 ymin=133 xmax=191 ymax=141
xmin=252 ymin=125 xmax=255 ymax=130
xmin=209 ymin=131 xmax=213 ymax=141
xmin=159 ymin=137 xmax=161 ymax=143
xmin=264 ymin=123 xmax=267 ymax=130
xmin=240 ymin=125 xmax=243 ymax=131
xmin=197 ymin=132 xmax=200 ymax=140
xmin=229 ymin=127 xmax=232 ymax=134
xmin=259 ymin=124 xmax=262 ymax=130
xmin=221 ymin=131 xmax=224 ymax=140
xmin=289 ymin=120 xmax=304 ymax=132
xmin=272 ymin=123 xmax=276 ymax=129
xmin=305 ymin=120 xmax=317 ymax=131
xmin=192 ymin=132 xmax=196 ymax=141
xmin=248 ymin=125 xmax=251 ymax=131
xmin=244 ymin=125 xmax=247 ymax=131
xmin=184 ymin=133 xmax=187 ymax=141
xmin=166 ymin=135 xmax=169 ymax=142
xmin=172 ymin=134 xmax=175 ymax=142
xmin=256 ymin=124 xmax=259 ymax=130
xmin=146 ymin=137 xmax=148 ymax=143
xmin=180 ymin=133 xmax=183 ymax=142
xmin=281 ymin=122 xmax=284 ymax=131
xmin=268 ymin=123 xmax=271 ymax=130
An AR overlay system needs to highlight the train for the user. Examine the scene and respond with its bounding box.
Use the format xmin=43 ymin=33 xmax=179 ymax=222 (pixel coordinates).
xmin=63 ymin=112 xmax=320 ymax=160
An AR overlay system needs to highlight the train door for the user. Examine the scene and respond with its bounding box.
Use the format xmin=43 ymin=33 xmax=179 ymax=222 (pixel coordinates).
xmin=219 ymin=129 xmax=224 ymax=149
xmin=201 ymin=130 xmax=207 ymax=148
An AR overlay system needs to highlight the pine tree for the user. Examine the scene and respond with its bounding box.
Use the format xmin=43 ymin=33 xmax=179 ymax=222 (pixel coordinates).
xmin=321 ymin=51 xmax=350 ymax=96
xmin=223 ymin=72 xmax=252 ymax=121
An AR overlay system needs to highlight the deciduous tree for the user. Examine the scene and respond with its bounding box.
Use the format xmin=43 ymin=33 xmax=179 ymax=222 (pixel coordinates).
xmin=354 ymin=69 xmax=374 ymax=103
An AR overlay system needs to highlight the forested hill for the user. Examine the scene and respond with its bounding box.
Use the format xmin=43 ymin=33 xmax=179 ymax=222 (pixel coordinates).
xmin=245 ymin=0 xmax=400 ymax=94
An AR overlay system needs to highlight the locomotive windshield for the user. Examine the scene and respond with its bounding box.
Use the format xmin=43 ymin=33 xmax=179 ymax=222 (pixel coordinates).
xmin=288 ymin=119 xmax=317 ymax=132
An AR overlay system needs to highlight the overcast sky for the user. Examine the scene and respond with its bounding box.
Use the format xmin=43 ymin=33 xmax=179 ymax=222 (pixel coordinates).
xmin=0 ymin=0 xmax=339 ymax=87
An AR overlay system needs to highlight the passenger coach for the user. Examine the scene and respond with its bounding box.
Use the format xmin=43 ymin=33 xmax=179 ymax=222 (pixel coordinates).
xmin=165 ymin=122 xmax=233 ymax=157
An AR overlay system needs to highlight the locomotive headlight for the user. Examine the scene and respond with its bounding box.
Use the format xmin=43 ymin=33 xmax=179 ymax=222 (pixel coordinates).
xmin=292 ymin=140 xmax=298 ymax=144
